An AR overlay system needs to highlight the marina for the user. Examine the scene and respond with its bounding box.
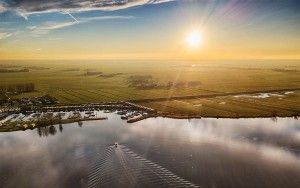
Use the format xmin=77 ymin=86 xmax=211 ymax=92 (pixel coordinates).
xmin=0 ymin=102 xmax=156 ymax=132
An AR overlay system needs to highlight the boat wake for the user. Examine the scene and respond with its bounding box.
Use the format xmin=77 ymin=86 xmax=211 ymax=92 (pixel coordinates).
xmin=88 ymin=144 xmax=199 ymax=188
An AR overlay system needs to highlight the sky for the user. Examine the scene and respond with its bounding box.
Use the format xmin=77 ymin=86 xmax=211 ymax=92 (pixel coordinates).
xmin=0 ymin=0 xmax=300 ymax=60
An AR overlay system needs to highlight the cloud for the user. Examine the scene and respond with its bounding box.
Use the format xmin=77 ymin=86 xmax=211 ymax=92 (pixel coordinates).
xmin=0 ymin=2 xmax=6 ymax=12
xmin=0 ymin=0 xmax=175 ymax=16
xmin=0 ymin=32 xmax=12 ymax=39
xmin=39 ymin=22 xmax=78 ymax=30
xmin=150 ymin=0 xmax=174 ymax=4
xmin=27 ymin=15 xmax=135 ymax=35
xmin=27 ymin=21 xmax=79 ymax=35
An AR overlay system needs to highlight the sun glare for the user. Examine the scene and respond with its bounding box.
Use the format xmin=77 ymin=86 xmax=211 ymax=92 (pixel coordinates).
xmin=186 ymin=30 xmax=203 ymax=48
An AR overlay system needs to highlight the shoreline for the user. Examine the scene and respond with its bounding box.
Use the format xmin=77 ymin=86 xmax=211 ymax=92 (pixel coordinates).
xmin=0 ymin=101 xmax=299 ymax=132
xmin=0 ymin=117 xmax=108 ymax=132
xmin=156 ymin=112 xmax=299 ymax=119
xmin=1 ymin=113 xmax=299 ymax=133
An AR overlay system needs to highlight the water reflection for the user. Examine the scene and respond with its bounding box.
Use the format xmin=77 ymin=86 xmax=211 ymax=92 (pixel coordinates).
xmin=37 ymin=122 xmax=83 ymax=137
xmin=0 ymin=115 xmax=300 ymax=188
xmin=37 ymin=125 xmax=58 ymax=137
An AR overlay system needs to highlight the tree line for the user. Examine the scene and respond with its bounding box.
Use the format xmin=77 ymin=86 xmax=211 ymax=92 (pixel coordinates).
xmin=0 ymin=83 xmax=35 ymax=93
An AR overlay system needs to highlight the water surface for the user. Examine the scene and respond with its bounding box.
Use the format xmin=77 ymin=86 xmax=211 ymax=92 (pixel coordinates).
xmin=0 ymin=114 xmax=300 ymax=188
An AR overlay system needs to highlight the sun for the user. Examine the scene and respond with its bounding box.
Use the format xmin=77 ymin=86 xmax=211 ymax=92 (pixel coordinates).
xmin=185 ymin=30 xmax=203 ymax=48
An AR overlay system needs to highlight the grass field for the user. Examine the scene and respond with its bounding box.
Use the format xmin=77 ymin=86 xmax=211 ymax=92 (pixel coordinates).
xmin=1 ymin=59 xmax=300 ymax=117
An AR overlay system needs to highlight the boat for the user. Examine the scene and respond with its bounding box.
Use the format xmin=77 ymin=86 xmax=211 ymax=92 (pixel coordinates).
xmin=121 ymin=116 xmax=128 ymax=120
xmin=117 ymin=111 xmax=127 ymax=115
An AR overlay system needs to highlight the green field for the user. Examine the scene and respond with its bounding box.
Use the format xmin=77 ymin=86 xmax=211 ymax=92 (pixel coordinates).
xmin=1 ymin=59 xmax=300 ymax=117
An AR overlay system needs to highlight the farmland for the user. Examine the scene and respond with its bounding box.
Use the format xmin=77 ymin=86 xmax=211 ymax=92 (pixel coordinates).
xmin=1 ymin=59 xmax=300 ymax=118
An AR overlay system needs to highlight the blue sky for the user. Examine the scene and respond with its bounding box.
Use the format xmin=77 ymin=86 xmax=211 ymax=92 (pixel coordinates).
xmin=0 ymin=0 xmax=300 ymax=60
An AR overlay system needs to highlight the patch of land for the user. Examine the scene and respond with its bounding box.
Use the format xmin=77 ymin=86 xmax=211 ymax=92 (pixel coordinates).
xmin=272 ymin=68 xmax=300 ymax=73
xmin=98 ymin=73 xmax=123 ymax=78
xmin=127 ymin=75 xmax=201 ymax=89
xmin=0 ymin=59 xmax=299 ymax=118
xmin=61 ymin=68 xmax=81 ymax=72
xmin=82 ymin=71 xmax=103 ymax=76
xmin=0 ymin=68 xmax=29 ymax=73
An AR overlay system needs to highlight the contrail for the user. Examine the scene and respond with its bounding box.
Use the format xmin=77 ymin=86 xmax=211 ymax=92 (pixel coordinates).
xmin=63 ymin=10 xmax=79 ymax=22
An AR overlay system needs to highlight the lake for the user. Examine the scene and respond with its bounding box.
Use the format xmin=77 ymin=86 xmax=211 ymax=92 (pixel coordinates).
xmin=0 ymin=113 xmax=300 ymax=188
